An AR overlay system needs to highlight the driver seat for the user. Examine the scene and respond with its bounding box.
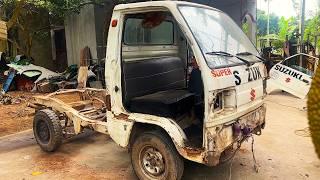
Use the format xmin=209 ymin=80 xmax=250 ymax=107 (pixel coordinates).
xmin=123 ymin=57 xmax=194 ymax=119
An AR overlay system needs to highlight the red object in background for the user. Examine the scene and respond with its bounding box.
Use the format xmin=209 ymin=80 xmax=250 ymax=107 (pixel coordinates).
xmin=16 ymin=75 xmax=34 ymax=91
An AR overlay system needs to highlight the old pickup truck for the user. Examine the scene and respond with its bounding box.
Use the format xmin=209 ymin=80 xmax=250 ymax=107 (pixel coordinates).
xmin=31 ymin=1 xmax=267 ymax=179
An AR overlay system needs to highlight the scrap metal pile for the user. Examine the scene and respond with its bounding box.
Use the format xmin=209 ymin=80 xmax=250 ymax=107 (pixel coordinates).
xmin=0 ymin=49 xmax=102 ymax=95
xmin=0 ymin=93 xmax=14 ymax=104
xmin=0 ymin=93 xmax=26 ymax=105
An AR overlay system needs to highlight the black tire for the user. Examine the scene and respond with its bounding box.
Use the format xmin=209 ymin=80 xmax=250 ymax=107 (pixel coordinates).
xmin=131 ymin=131 xmax=184 ymax=180
xmin=33 ymin=109 xmax=63 ymax=152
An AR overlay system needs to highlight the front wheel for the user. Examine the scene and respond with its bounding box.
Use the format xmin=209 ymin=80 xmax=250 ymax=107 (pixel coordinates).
xmin=131 ymin=131 xmax=184 ymax=180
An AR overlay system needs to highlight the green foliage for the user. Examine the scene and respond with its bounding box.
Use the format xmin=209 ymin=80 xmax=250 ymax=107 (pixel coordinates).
xmin=257 ymin=9 xmax=280 ymax=36
xmin=257 ymin=9 xmax=301 ymax=53
xmin=257 ymin=9 xmax=299 ymax=40
xmin=242 ymin=21 xmax=249 ymax=35
xmin=258 ymin=7 xmax=319 ymax=53
xmin=0 ymin=0 xmax=114 ymax=57
xmin=1 ymin=0 xmax=107 ymax=19
xmin=304 ymin=12 xmax=320 ymax=51
xmin=258 ymin=34 xmax=283 ymax=52
xmin=278 ymin=16 xmax=298 ymax=41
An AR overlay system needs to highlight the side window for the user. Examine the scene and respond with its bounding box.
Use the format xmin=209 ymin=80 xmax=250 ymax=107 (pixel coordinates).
xmin=281 ymin=56 xmax=314 ymax=76
xmin=123 ymin=17 xmax=174 ymax=45
xmin=281 ymin=57 xmax=298 ymax=66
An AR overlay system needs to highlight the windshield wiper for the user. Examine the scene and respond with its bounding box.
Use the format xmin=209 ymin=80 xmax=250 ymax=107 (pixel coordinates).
xmin=235 ymin=56 xmax=253 ymax=66
xmin=206 ymin=51 xmax=233 ymax=57
xmin=206 ymin=51 xmax=252 ymax=66
xmin=236 ymin=52 xmax=267 ymax=63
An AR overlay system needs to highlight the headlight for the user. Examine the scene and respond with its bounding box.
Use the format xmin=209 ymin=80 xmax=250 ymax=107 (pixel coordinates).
xmin=223 ymin=89 xmax=236 ymax=109
xmin=214 ymin=92 xmax=223 ymax=111
xmin=212 ymin=89 xmax=236 ymax=113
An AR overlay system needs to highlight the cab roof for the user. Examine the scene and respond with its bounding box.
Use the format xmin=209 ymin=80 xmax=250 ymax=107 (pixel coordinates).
xmin=114 ymin=1 xmax=220 ymax=12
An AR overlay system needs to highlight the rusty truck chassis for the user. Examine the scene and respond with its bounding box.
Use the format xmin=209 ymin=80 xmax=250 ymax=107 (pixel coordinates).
xmin=29 ymin=88 xmax=265 ymax=166
xmin=30 ymin=88 xmax=110 ymax=135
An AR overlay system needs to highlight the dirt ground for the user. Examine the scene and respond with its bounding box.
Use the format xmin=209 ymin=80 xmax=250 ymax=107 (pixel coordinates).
xmin=0 ymin=91 xmax=82 ymax=137
xmin=0 ymin=91 xmax=319 ymax=179
xmin=0 ymin=91 xmax=41 ymax=137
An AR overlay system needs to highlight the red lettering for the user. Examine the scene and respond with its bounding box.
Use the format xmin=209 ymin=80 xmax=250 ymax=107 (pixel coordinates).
xmin=211 ymin=68 xmax=232 ymax=78
xmin=211 ymin=70 xmax=217 ymax=77
xmin=217 ymin=70 xmax=222 ymax=77
xmin=227 ymin=68 xmax=231 ymax=75
xmin=224 ymin=69 xmax=228 ymax=76
xmin=222 ymin=69 xmax=226 ymax=76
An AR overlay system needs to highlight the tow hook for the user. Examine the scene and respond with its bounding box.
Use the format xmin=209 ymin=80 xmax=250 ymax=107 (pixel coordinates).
xmin=242 ymin=126 xmax=252 ymax=136
xmin=253 ymin=125 xmax=262 ymax=136
xmin=232 ymin=122 xmax=241 ymax=137
xmin=232 ymin=122 xmax=254 ymax=137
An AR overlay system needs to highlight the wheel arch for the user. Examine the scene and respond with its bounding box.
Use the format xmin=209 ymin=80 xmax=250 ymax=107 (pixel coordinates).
xmin=107 ymin=111 xmax=188 ymax=148
xmin=126 ymin=120 xmax=205 ymax=164
xmin=108 ymin=112 xmax=206 ymax=164
xmin=128 ymin=122 xmax=178 ymax=151
xmin=128 ymin=116 xmax=188 ymax=149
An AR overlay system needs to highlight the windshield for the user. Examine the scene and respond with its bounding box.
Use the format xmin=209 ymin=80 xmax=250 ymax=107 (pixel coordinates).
xmin=179 ymin=6 xmax=259 ymax=68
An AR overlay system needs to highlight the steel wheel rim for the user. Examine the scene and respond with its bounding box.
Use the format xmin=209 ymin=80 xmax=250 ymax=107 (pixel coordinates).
xmin=140 ymin=146 xmax=165 ymax=177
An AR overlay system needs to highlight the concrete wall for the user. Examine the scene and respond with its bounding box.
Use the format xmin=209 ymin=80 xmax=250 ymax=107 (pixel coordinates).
xmin=65 ymin=4 xmax=98 ymax=65
xmin=94 ymin=1 xmax=115 ymax=61
xmin=241 ymin=0 xmax=257 ymax=43
xmin=28 ymin=10 xmax=54 ymax=70
xmin=31 ymin=33 xmax=54 ymax=70
xmin=65 ymin=0 xmax=115 ymax=66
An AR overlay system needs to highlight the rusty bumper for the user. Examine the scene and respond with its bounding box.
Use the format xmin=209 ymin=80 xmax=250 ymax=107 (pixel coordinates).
xmin=205 ymin=105 xmax=266 ymax=166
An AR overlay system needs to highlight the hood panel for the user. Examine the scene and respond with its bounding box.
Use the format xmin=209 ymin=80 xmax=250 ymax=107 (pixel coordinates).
xmin=236 ymin=79 xmax=264 ymax=107
xmin=207 ymin=62 xmax=265 ymax=90
xmin=207 ymin=62 xmax=265 ymax=108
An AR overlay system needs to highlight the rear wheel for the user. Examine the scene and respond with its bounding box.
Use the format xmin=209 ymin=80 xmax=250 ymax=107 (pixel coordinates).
xmin=33 ymin=109 xmax=63 ymax=152
xmin=131 ymin=131 xmax=184 ymax=180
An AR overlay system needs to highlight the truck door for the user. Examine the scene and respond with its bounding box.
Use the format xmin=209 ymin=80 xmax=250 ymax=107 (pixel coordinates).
xmin=268 ymin=54 xmax=317 ymax=99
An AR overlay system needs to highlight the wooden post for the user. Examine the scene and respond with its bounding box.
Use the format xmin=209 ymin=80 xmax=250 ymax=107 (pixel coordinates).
xmin=0 ymin=21 xmax=7 ymax=40
xmin=0 ymin=21 xmax=7 ymax=52
xmin=77 ymin=46 xmax=91 ymax=88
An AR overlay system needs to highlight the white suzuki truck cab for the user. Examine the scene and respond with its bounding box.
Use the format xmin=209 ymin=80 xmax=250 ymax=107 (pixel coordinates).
xmin=31 ymin=1 xmax=267 ymax=179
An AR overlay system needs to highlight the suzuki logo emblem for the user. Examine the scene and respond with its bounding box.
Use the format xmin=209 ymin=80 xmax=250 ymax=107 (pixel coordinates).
xmin=250 ymin=88 xmax=256 ymax=101
xmin=285 ymin=77 xmax=291 ymax=83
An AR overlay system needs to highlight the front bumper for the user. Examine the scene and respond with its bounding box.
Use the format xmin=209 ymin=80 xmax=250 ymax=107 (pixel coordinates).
xmin=204 ymin=105 xmax=266 ymax=166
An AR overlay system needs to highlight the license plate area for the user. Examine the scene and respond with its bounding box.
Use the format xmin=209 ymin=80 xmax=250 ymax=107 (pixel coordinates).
xmin=238 ymin=105 xmax=266 ymax=130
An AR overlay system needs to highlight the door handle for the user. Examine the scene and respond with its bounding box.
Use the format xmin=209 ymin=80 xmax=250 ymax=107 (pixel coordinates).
xmin=115 ymin=86 xmax=119 ymax=92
